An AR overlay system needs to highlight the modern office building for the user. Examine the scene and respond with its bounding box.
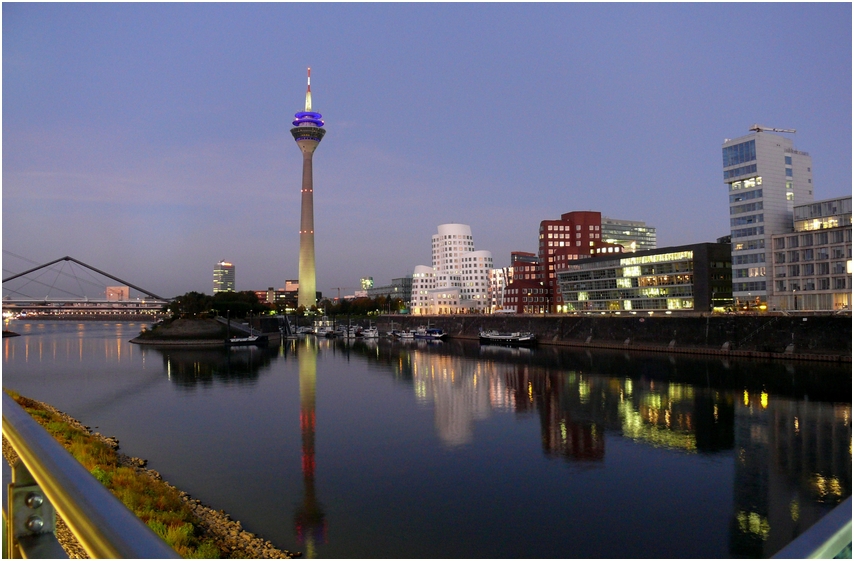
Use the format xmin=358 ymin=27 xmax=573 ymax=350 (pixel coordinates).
xmin=213 ymin=261 xmax=235 ymax=293
xmin=291 ymin=68 xmax=326 ymax=309
xmin=723 ymin=125 xmax=813 ymax=307
xmin=601 ymin=217 xmax=657 ymax=252
xmin=556 ymin=243 xmax=732 ymax=312
xmin=769 ymin=196 xmax=852 ymax=311
xmin=411 ymin=224 xmax=493 ymax=314
xmin=366 ymin=276 xmax=412 ymax=306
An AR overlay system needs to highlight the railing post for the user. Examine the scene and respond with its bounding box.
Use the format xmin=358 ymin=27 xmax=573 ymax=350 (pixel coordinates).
xmin=7 ymin=459 xmax=66 ymax=558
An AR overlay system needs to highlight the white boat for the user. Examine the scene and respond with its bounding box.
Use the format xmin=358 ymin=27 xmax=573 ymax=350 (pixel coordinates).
xmin=394 ymin=329 xmax=415 ymax=340
xmin=296 ymin=326 xmax=315 ymax=335
xmin=228 ymin=334 xmax=269 ymax=347
xmin=361 ymin=325 xmax=379 ymax=338
xmin=479 ymin=330 xmax=537 ymax=346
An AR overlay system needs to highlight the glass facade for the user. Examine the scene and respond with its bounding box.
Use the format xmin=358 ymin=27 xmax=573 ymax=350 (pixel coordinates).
xmin=722 ymin=140 xmax=756 ymax=168
xmin=556 ymin=246 xmax=732 ymax=312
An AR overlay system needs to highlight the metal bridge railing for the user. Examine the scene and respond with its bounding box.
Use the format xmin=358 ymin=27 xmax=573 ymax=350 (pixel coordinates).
xmin=2 ymin=393 xmax=179 ymax=558
xmin=773 ymin=495 xmax=852 ymax=559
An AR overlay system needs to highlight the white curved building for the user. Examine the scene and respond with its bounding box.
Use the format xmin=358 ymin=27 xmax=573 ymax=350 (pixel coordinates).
xmin=411 ymin=224 xmax=493 ymax=315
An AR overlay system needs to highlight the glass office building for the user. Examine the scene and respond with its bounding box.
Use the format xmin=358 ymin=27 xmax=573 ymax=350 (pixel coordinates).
xmin=601 ymin=217 xmax=657 ymax=252
xmin=556 ymin=243 xmax=732 ymax=312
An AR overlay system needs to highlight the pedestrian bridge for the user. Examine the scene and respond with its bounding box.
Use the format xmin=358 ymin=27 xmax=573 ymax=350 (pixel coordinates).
xmin=2 ymin=255 xmax=169 ymax=316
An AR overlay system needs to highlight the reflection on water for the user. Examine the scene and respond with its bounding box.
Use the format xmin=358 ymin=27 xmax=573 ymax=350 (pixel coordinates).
xmin=2 ymin=322 xmax=850 ymax=558
xmin=151 ymin=345 xmax=280 ymax=388
xmin=293 ymin=338 xmax=325 ymax=558
xmin=336 ymin=339 xmax=851 ymax=557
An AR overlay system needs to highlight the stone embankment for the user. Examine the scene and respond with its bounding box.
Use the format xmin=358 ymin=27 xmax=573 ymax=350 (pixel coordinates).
xmin=1 ymin=398 xmax=298 ymax=559
xmin=378 ymin=313 xmax=852 ymax=362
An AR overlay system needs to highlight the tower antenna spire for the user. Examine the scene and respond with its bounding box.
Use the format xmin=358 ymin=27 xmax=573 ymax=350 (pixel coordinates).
xmin=305 ymin=67 xmax=312 ymax=112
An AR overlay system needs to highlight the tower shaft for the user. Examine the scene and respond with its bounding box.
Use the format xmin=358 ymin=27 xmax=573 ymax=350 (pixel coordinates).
xmin=298 ymin=144 xmax=318 ymax=309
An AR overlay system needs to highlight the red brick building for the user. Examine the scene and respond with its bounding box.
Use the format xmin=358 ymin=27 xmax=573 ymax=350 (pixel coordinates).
xmin=540 ymin=211 xmax=624 ymax=312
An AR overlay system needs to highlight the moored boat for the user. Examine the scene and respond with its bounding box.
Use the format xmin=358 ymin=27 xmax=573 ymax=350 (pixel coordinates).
xmin=361 ymin=325 xmax=379 ymax=338
xmin=414 ymin=326 xmax=447 ymax=340
xmin=479 ymin=330 xmax=537 ymax=346
xmin=228 ymin=334 xmax=269 ymax=347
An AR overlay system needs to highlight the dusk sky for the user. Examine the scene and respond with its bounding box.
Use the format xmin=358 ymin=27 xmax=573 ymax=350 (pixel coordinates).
xmin=3 ymin=3 xmax=851 ymax=300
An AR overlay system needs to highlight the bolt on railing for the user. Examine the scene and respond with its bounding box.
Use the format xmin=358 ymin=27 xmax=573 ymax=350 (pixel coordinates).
xmin=2 ymin=393 xmax=179 ymax=558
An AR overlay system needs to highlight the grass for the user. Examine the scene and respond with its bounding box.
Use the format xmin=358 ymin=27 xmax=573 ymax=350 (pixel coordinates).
xmin=4 ymin=389 xmax=221 ymax=558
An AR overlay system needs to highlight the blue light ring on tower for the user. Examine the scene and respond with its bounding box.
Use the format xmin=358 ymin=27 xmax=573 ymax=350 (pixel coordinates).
xmin=293 ymin=111 xmax=325 ymax=127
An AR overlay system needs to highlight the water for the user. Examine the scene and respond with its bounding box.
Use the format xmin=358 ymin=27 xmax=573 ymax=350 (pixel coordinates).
xmin=3 ymin=320 xmax=851 ymax=558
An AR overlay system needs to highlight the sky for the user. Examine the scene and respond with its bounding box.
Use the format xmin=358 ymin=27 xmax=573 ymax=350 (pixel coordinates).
xmin=3 ymin=3 xmax=852 ymax=300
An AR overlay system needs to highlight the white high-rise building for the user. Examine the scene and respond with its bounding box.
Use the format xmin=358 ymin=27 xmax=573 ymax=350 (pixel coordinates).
xmin=723 ymin=125 xmax=813 ymax=306
xmin=411 ymin=224 xmax=493 ymax=315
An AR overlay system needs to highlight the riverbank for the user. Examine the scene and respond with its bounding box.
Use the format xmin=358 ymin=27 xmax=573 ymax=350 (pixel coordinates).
xmin=377 ymin=313 xmax=852 ymax=362
xmin=2 ymin=393 xmax=298 ymax=559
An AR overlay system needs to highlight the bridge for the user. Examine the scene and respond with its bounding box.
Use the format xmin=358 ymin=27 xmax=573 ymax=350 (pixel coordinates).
xmin=2 ymin=254 xmax=169 ymax=318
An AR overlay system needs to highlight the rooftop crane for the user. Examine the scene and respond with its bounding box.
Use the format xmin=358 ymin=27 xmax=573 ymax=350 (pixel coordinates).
xmin=750 ymin=124 xmax=796 ymax=134
xmin=332 ymin=287 xmax=355 ymax=300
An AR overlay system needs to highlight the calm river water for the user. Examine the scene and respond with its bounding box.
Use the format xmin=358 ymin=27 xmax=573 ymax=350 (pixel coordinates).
xmin=2 ymin=320 xmax=851 ymax=558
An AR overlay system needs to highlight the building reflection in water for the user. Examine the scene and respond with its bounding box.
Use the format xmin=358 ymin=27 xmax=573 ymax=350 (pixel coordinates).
xmin=399 ymin=345 xmax=849 ymax=556
xmin=731 ymin=392 xmax=850 ymax=557
xmin=292 ymin=337 xmax=325 ymax=558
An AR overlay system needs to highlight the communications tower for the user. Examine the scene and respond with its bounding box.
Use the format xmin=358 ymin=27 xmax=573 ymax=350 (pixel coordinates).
xmin=291 ymin=68 xmax=326 ymax=309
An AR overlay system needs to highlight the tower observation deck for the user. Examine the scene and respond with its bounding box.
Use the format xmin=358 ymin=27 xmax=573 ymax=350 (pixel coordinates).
xmin=291 ymin=68 xmax=326 ymax=309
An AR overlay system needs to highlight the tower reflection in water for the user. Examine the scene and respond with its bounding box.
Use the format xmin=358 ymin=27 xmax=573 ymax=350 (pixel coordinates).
xmin=293 ymin=337 xmax=325 ymax=558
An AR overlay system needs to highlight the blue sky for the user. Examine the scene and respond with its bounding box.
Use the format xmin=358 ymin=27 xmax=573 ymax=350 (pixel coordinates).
xmin=3 ymin=3 xmax=851 ymax=299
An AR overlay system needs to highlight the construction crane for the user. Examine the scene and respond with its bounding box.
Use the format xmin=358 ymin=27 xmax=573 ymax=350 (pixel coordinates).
xmin=750 ymin=124 xmax=796 ymax=134
xmin=332 ymin=287 xmax=355 ymax=300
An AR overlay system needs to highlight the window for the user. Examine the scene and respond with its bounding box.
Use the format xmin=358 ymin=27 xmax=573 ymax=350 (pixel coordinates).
xmin=785 ymin=156 xmax=792 ymax=165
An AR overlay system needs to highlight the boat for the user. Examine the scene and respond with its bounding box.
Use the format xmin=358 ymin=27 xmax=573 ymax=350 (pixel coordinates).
xmin=314 ymin=316 xmax=336 ymax=337
xmin=361 ymin=324 xmax=379 ymax=338
xmin=394 ymin=329 xmax=415 ymax=340
xmin=296 ymin=326 xmax=315 ymax=335
xmin=227 ymin=334 xmax=269 ymax=347
xmin=342 ymin=325 xmax=361 ymax=338
xmin=478 ymin=330 xmax=537 ymax=346
xmin=414 ymin=326 xmax=447 ymax=340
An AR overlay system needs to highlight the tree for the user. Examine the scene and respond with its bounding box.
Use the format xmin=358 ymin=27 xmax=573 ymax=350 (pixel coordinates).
xmin=169 ymin=291 xmax=213 ymax=318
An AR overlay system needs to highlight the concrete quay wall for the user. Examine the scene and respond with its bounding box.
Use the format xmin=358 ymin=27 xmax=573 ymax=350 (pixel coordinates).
xmin=378 ymin=314 xmax=852 ymax=362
